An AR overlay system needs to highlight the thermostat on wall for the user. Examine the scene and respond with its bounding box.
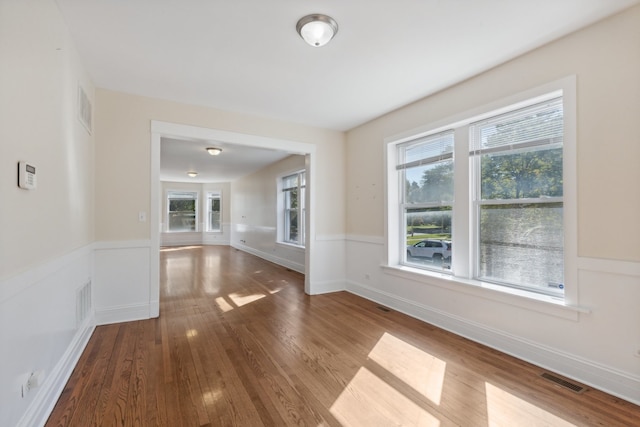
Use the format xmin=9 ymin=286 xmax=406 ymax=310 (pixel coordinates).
xmin=18 ymin=161 xmax=37 ymax=190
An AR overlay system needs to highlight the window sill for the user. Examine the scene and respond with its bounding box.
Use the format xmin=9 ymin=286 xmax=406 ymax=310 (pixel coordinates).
xmin=381 ymin=264 xmax=589 ymax=321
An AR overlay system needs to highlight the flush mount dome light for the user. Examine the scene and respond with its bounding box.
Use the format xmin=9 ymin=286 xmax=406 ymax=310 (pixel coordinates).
xmin=206 ymin=147 xmax=222 ymax=156
xmin=187 ymin=171 xmax=198 ymax=178
xmin=296 ymin=14 xmax=338 ymax=47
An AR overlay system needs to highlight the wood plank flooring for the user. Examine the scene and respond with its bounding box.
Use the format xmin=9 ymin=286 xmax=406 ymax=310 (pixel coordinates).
xmin=46 ymin=245 xmax=640 ymax=426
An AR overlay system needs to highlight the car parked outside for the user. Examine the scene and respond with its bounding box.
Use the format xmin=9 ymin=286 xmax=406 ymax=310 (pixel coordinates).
xmin=407 ymin=239 xmax=451 ymax=261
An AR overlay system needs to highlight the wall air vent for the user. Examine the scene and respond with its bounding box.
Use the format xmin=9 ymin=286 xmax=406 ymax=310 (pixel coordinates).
xmin=76 ymin=280 xmax=92 ymax=327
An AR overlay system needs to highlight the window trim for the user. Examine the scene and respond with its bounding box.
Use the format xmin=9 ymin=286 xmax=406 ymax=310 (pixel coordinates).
xmin=384 ymin=76 xmax=578 ymax=314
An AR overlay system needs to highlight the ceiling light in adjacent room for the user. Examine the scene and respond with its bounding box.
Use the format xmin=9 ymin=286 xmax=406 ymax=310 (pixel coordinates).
xmin=206 ymin=147 xmax=222 ymax=155
xmin=296 ymin=14 xmax=338 ymax=47
xmin=187 ymin=171 xmax=198 ymax=178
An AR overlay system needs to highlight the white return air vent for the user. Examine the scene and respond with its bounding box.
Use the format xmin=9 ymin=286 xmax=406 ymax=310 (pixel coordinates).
xmin=76 ymin=280 xmax=92 ymax=327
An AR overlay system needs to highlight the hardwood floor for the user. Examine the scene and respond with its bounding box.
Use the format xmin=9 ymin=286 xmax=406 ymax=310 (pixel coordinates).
xmin=46 ymin=246 xmax=639 ymax=426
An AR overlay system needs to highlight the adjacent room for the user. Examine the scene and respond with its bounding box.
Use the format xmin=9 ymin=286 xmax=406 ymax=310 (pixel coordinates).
xmin=1 ymin=1 xmax=639 ymax=426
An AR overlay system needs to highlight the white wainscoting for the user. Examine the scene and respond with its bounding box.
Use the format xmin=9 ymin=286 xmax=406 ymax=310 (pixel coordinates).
xmin=231 ymin=224 xmax=305 ymax=273
xmin=232 ymin=241 xmax=305 ymax=274
xmin=161 ymin=223 xmax=231 ymax=247
xmin=344 ymin=236 xmax=640 ymax=405
xmin=308 ymin=234 xmax=347 ymax=294
xmin=0 ymin=245 xmax=95 ymax=427
xmin=230 ymin=229 xmax=348 ymax=296
xmin=93 ymin=240 xmax=152 ymax=325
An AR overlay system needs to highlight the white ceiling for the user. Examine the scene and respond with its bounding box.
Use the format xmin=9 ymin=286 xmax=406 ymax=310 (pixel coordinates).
xmin=160 ymin=137 xmax=293 ymax=183
xmin=56 ymin=0 xmax=638 ymax=181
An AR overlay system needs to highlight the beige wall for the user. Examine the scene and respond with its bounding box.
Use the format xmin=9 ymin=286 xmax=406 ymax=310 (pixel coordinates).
xmin=0 ymin=0 xmax=94 ymax=279
xmin=95 ymin=91 xmax=345 ymax=242
xmin=346 ymin=5 xmax=640 ymax=262
xmin=232 ymin=154 xmax=306 ymax=229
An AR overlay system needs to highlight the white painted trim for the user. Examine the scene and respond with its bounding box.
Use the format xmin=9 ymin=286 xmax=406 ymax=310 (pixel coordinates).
xmin=308 ymin=279 xmax=346 ymax=295
xmin=383 ymin=76 xmax=578 ymax=304
xmin=348 ymin=237 xmax=589 ymax=318
xmin=384 ymin=77 xmax=575 ymax=145
xmin=381 ymin=264 xmax=586 ymax=320
xmin=17 ymin=319 xmax=95 ymax=427
xmin=275 ymin=241 xmax=305 ymax=250
xmin=149 ymin=300 xmax=160 ymax=318
xmin=161 ymin=232 xmax=204 ymax=247
xmin=0 ymin=244 xmax=93 ymax=305
xmin=346 ymin=234 xmax=385 ymax=245
xmin=93 ymin=240 xmax=151 ymax=250
xmin=577 ymin=257 xmax=640 ymax=277
xmin=201 ymin=239 xmax=231 ymax=246
xmin=232 ymin=244 xmax=305 ymax=274
xmin=151 ymin=121 xmax=315 ymax=155
xmin=94 ymin=303 xmax=151 ymax=326
xmin=315 ymin=234 xmax=346 ymax=241
xmin=345 ymin=280 xmax=640 ymax=406
xmin=150 ymin=129 xmax=161 ymax=319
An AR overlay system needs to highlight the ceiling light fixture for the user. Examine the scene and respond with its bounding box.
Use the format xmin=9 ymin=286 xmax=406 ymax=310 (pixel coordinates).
xmin=206 ymin=147 xmax=222 ymax=156
xmin=296 ymin=14 xmax=338 ymax=47
xmin=187 ymin=171 xmax=198 ymax=178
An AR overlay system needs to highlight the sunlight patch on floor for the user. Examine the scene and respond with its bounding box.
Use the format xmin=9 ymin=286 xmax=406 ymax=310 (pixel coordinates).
xmin=268 ymin=286 xmax=283 ymax=295
xmin=186 ymin=329 xmax=198 ymax=338
xmin=215 ymin=296 xmax=235 ymax=312
xmin=330 ymin=367 xmax=440 ymax=427
xmin=202 ymin=389 xmax=222 ymax=406
xmin=485 ymin=382 xmax=576 ymax=426
xmin=228 ymin=291 xmax=266 ymax=307
xmin=368 ymin=332 xmax=447 ymax=405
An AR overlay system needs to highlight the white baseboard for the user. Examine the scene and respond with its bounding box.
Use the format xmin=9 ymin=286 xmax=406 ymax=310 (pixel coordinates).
xmin=95 ymin=303 xmax=151 ymax=326
xmin=308 ymin=279 xmax=346 ymax=295
xmin=346 ymin=280 xmax=640 ymax=406
xmin=17 ymin=318 xmax=95 ymax=427
xmin=232 ymin=244 xmax=305 ymax=274
xmin=150 ymin=299 xmax=160 ymax=318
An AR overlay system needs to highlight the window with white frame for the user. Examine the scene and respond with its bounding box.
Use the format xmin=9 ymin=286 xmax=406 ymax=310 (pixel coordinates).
xmin=167 ymin=191 xmax=198 ymax=232
xmin=281 ymin=171 xmax=306 ymax=246
xmin=391 ymin=90 xmax=571 ymax=298
xmin=207 ymin=191 xmax=222 ymax=232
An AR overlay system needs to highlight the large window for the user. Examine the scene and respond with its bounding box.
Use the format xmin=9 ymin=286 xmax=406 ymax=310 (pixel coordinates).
xmin=281 ymin=171 xmax=306 ymax=246
xmin=390 ymin=86 xmax=573 ymax=299
xmin=207 ymin=191 xmax=222 ymax=232
xmin=167 ymin=191 xmax=198 ymax=232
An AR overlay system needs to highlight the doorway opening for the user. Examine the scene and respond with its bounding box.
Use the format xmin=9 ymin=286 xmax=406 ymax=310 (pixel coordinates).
xmin=149 ymin=121 xmax=316 ymax=318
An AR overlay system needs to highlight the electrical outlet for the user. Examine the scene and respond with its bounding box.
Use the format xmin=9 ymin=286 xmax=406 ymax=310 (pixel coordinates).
xmin=21 ymin=371 xmax=43 ymax=397
xmin=28 ymin=370 xmax=42 ymax=389
xmin=21 ymin=378 xmax=30 ymax=398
